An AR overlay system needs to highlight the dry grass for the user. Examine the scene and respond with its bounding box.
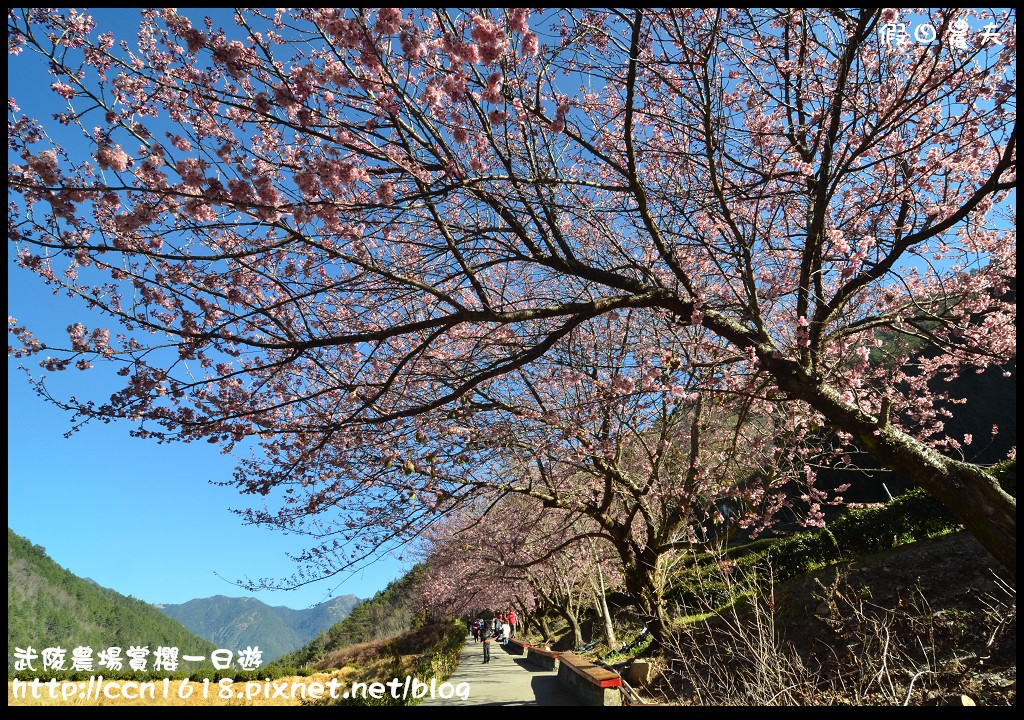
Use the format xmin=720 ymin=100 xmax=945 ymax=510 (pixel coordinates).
xmin=653 ymin=533 xmax=1017 ymax=706
xmin=315 ymin=638 xmax=392 ymax=671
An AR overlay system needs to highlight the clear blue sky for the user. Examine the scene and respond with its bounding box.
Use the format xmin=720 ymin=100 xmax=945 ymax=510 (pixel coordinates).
xmin=7 ymin=8 xmax=406 ymax=610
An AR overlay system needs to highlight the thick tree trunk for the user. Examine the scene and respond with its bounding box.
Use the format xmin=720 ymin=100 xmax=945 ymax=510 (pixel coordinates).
xmin=636 ymin=587 xmax=669 ymax=646
xmin=540 ymin=614 xmax=553 ymax=643
xmin=861 ymin=431 xmax=1017 ymax=575
xmin=769 ymin=362 xmax=1017 ymax=576
xmin=555 ymin=605 xmax=584 ymax=649
xmin=622 ymin=554 xmax=670 ymax=646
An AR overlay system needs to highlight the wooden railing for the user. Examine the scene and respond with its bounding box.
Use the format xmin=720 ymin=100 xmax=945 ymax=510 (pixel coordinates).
xmin=556 ymin=652 xmax=623 ymax=706
xmin=504 ymin=638 xmax=530 ymax=655
xmin=525 ymin=645 xmax=560 ymax=671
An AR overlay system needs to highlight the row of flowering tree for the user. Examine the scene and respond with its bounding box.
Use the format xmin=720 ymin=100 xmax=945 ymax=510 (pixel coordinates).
xmin=407 ymin=308 xmax=834 ymax=640
xmin=8 ymin=5 xmax=1016 ymax=607
xmin=416 ymin=496 xmax=621 ymax=648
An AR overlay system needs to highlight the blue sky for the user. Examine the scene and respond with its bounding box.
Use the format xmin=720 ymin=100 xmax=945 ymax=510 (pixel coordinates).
xmin=7 ymin=7 xmax=1015 ymax=612
xmin=7 ymin=8 xmax=407 ymax=611
xmin=7 ymin=273 xmax=407 ymax=609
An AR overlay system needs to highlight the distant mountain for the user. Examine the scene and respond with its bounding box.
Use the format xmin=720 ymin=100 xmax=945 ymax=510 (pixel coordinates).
xmin=157 ymin=594 xmax=360 ymax=663
xmin=7 ymin=528 xmax=215 ymax=676
xmin=275 ymin=565 xmax=425 ymax=669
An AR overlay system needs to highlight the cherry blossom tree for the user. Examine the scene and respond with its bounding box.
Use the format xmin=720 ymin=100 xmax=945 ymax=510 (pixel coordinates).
xmin=416 ymin=503 xmax=534 ymax=620
xmin=8 ymin=8 xmax=1016 ymax=575
xmin=406 ymin=308 xmax=826 ymax=640
xmin=417 ymin=496 xmax=622 ymax=648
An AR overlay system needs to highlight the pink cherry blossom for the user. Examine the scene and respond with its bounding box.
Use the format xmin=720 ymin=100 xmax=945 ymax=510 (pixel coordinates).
xmin=95 ymin=142 xmax=131 ymax=172
xmin=5 ymin=8 xmax=1017 ymax=584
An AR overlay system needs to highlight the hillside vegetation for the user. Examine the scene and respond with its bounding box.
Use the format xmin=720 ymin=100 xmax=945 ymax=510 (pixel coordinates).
xmin=157 ymin=593 xmax=359 ymax=662
xmin=267 ymin=564 xmax=467 ymax=706
xmin=515 ymin=466 xmax=1016 ymax=705
xmin=651 ymin=530 xmax=1017 ymax=705
xmin=7 ymin=528 xmax=214 ymax=676
xmin=274 ymin=564 xmax=425 ymax=669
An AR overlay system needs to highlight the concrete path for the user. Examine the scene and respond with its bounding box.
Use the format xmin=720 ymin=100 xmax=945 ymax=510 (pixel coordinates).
xmin=421 ymin=635 xmax=578 ymax=706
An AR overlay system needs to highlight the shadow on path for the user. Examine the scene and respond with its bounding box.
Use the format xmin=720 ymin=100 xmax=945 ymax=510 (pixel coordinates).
xmin=420 ymin=635 xmax=578 ymax=706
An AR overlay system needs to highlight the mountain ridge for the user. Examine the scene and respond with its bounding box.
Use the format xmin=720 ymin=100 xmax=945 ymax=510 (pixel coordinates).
xmin=8 ymin=528 xmax=215 ymax=676
xmin=275 ymin=564 xmax=424 ymax=669
xmin=157 ymin=593 xmax=360 ymax=663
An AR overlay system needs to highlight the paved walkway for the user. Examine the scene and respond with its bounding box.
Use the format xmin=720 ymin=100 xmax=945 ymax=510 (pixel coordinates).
xmin=421 ymin=635 xmax=578 ymax=706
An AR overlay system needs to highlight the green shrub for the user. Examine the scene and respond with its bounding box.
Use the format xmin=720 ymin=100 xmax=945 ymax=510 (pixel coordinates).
xmin=671 ymin=486 xmax=964 ymax=612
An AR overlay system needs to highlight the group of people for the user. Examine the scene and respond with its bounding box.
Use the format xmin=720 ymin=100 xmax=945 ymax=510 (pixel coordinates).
xmin=469 ymin=611 xmax=518 ymax=664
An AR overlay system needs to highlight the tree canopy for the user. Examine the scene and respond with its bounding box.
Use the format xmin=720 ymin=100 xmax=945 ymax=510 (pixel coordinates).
xmin=8 ymin=8 xmax=1017 ymax=582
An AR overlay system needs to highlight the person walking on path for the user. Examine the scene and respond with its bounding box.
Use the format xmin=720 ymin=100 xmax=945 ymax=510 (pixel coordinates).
xmin=501 ymin=619 xmax=511 ymax=646
xmin=507 ymin=609 xmax=517 ymax=637
xmin=481 ymin=624 xmax=493 ymax=663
